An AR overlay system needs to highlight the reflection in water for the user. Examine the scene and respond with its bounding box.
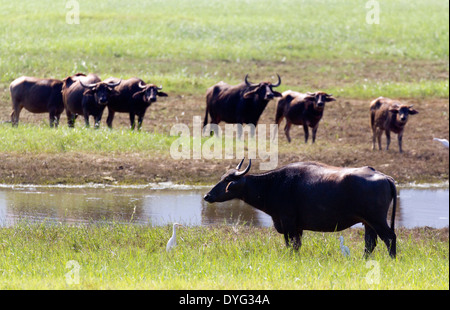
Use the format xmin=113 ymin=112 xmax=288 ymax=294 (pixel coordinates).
xmin=0 ymin=185 xmax=448 ymax=228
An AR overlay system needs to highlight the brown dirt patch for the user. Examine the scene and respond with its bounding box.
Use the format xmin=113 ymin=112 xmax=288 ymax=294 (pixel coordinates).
xmin=0 ymin=90 xmax=448 ymax=185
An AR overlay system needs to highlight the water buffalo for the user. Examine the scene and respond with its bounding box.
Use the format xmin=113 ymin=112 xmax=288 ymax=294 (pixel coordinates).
xmin=62 ymin=73 xmax=103 ymax=128
xmin=204 ymin=159 xmax=397 ymax=258
xmin=203 ymin=74 xmax=282 ymax=135
xmin=370 ymin=97 xmax=418 ymax=153
xmin=275 ymin=91 xmax=335 ymax=143
xmin=9 ymin=76 xmax=64 ymax=127
xmin=103 ymin=77 xmax=168 ymax=130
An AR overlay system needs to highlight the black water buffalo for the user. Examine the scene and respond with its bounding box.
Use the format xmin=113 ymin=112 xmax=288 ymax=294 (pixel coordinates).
xmin=9 ymin=76 xmax=64 ymax=127
xmin=370 ymin=97 xmax=418 ymax=153
xmin=203 ymin=74 xmax=282 ymax=135
xmin=275 ymin=91 xmax=335 ymax=143
xmin=62 ymin=73 xmax=102 ymax=127
xmin=103 ymin=77 xmax=168 ymax=130
xmin=204 ymin=159 xmax=397 ymax=258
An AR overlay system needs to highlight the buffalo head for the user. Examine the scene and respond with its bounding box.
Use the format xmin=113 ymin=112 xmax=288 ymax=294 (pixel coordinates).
xmin=133 ymin=81 xmax=168 ymax=103
xmin=80 ymin=79 xmax=122 ymax=105
xmin=305 ymin=91 xmax=336 ymax=111
xmin=243 ymin=74 xmax=282 ymax=101
xmin=204 ymin=158 xmax=251 ymax=203
xmin=388 ymin=104 xmax=418 ymax=124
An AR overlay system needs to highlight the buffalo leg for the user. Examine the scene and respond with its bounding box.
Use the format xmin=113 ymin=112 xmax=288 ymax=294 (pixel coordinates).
xmin=129 ymin=112 xmax=136 ymax=130
xmin=54 ymin=114 xmax=61 ymax=128
xmin=106 ymin=109 xmax=115 ymax=129
xmin=376 ymin=128 xmax=383 ymax=150
xmin=364 ymin=225 xmax=378 ymax=258
xmin=385 ymin=129 xmax=391 ymax=151
xmin=370 ymin=221 xmax=396 ymax=258
xmin=397 ymin=132 xmax=403 ymax=153
xmin=284 ymin=122 xmax=292 ymax=143
xmin=94 ymin=115 xmax=102 ymax=129
xmin=83 ymin=111 xmax=90 ymax=128
xmin=372 ymin=128 xmax=377 ymax=150
xmin=11 ymin=105 xmax=22 ymax=127
xmin=66 ymin=111 xmax=76 ymax=128
xmin=137 ymin=114 xmax=144 ymax=131
xmin=49 ymin=110 xmax=57 ymax=128
xmin=312 ymin=124 xmax=319 ymax=143
xmin=303 ymin=124 xmax=309 ymax=143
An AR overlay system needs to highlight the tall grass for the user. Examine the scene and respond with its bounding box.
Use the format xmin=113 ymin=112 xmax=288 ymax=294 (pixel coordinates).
xmin=0 ymin=223 xmax=447 ymax=289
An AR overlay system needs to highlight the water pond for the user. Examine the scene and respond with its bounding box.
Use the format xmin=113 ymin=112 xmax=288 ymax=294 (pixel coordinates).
xmin=0 ymin=183 xmax=448 ymax=228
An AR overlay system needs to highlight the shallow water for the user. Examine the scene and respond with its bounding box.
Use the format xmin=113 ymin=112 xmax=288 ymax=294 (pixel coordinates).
xmin=0 ymin=183 xmax=448 ymax=228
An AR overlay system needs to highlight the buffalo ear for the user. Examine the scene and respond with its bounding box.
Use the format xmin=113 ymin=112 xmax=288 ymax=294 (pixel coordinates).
xmin=388 ymin=106 xmax=399 ymax=114
xmin=132 ymin=90 xmax=145 ymax=100
xmin=83 ymin=88 xmax=95 ymax=96
xmin=408 ymin=108 xmax=419 ymax=115
xmin=225 ymin=181 xmax=235 ymax=193
xmin=273 ymin=91 xmax=282 ymax=97
xmin=305 ymin=95 xmax=316 ymax=102
xmin=326 ymin=97 xmax=336 ymax=102
xmin=243 ymin=89 xmax=258 ymax=99
xmin=157 ymin=91 xmax=168 ymax=97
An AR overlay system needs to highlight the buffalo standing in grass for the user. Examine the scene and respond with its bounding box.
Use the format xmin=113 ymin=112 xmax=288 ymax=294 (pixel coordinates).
xmin=103 ymin=77 xmax=168 ymax=130
xmin=204 ymin=159 xmax=397 ymax=258
xmin=62 ymin=73 xmax=101 ymax=128
xmin=204 ymin=74 xmax=282 ymax=135
xmin=275 ymin=90 xmax=336 ymax=143
xmin=370 ymin=97 xmax=419 ymax=153
xmin=9 ymin=76 xmax=64 ymax=127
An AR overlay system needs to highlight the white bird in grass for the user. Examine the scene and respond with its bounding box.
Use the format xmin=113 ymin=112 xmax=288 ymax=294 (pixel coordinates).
xmin=166 ymin=223 xmax=183 ymax=252
xmin=433 ymin=138 xmax=449 ymax=149
xmin=339 ymin=236 xmax=350 ymax=257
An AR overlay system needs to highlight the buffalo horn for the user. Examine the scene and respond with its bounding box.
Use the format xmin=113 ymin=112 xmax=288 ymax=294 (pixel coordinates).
xmin=272 ymin=73 xmax=281 ymax=87
xmin=79 ymin=80 xmax=98 ymax=89
xmin=107 ymin=79 xmax=121 ymax=87
xmin=157 ymin=85 xmax=163 ymax=90
xmin=138 ymin=81 xmax=146 ymax=89
xmin=235 ymin=159 xmax=251 ymax=176
xmin=244 ymin=74 xmax=258 ymax=87
xmin=236 ymin=158 xmax=245 ymax=170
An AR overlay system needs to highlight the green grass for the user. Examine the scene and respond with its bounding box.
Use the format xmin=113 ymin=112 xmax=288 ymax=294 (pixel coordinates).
xmin=0 ymin=123 xmax=177 ymax=154
xmin=0 ymin=223 xmax=447 ymax=289
xmin=0 ymin=0 xmax=448 ymax=98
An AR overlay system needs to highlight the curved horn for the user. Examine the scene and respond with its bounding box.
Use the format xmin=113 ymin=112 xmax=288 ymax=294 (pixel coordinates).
xmin=235 ymin=159 xmax=251 ymax=176
xmin=244 ymin=74 xmax=258 ymax=87
xmin=106 ymin=79 xmax=122 ymax=87
xmin=327 ymin=93 xmax=333 ymax=97
xmin=157 ymin=85 xmax=163 ymax=90
xmin=79 ymin=80 xmax=97 ymax=89
xmin=138 ymin=81 xmax=146 ymax=89
xmin=272 ymin=73 xmax=281 ymax=87
xmin=236 ymin=158 xmax=245 ymax=170
xmin=306 ymin=92 xmax=316 ymax=96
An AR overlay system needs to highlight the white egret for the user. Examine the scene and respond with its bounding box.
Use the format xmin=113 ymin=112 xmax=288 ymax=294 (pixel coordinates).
xmin=339 ymin=236 xmax=350 ymax=257
xmin=166 ymin=223 xmax=183 ymax=252
xmin=433 ymin=138 xmax=449 ymax=149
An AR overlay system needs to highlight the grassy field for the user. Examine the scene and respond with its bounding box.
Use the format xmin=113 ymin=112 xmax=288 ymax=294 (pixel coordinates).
xmin=0 ymin=0 xmax=448 ymax=292
xmin=0 ymin=223 xmax=447 ymax=290
xmin=0 ymin=0 xmax=448 ymax=98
